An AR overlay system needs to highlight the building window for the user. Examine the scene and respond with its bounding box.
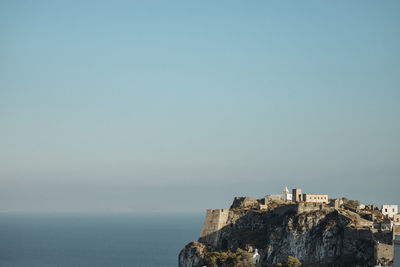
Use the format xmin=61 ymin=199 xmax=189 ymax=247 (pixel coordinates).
xmin=385 ymin=209 xmax=387 ymax=212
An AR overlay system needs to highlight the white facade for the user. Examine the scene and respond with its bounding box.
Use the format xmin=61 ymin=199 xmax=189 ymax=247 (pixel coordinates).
xmin=381 ymin=205 xmax=398 ymax=219
xmin=252 ymin=249 xmax=260 ymax=264
xmin=303 ymin=194 xmax=329 ymax=204
xmin=266 ymin=194 xmax=283 ymax=201
xmin=265 ymin=186 xmax=292 ymax=202
xmin=283 ymin=186 xmax=292 ymax=201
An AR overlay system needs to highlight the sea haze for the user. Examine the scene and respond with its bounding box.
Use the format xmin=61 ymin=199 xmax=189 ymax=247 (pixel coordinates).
xmin=0 ymin=213 xmax=204 ymax=267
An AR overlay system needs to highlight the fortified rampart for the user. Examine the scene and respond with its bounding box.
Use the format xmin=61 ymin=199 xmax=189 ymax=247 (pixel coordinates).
xmin=375 ymin=242 xmax=394 ymax=265
xmin=199 ymin=202 xmax=335 ymax=247
xmin=272 ymin=202 xmax=331 ymax=216
xmin=297 ymin=202 xmax=330 ymax=213
xmin=199 ymin=209 xmax=230 ymax=247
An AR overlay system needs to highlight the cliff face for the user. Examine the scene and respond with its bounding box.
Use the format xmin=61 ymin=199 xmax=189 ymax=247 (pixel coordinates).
xmin=179 ymin=242 xmax=207 ymax=267
xmin=179 ymin=200 xmax=391 ymax=267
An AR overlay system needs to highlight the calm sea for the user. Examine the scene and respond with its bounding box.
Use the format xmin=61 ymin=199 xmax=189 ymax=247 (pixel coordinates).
xmin=0 ymin=213 xmax=204 ymax=267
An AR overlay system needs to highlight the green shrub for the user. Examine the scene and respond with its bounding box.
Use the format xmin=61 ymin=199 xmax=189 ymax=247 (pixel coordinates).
xmin=286 ymin=256 xmax=301 ymax=267
xmin=277 ymin=256 xmax=301 ymax=267
xmin=205 ymin=248 xmax=254 ymax=266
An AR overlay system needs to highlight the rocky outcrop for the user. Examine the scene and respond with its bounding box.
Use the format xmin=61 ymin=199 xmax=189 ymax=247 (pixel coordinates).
xmin=179 ymin=242 xmax=207 ymax=267
xmin=179 ymin=197 xmax=393 ymax=267
xmin=230 ymin=197 xmax=259 ymax=209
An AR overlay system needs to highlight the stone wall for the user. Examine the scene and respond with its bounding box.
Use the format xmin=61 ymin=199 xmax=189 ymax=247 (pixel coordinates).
xmin=199 ymin=209 xmax=230 ymax=247
xmin=330 ymin=198 xmax=345 ymax=209
xmin=303 ymin=194 xmax=329 ymax=204
xmin=266 ymin=194 xmax=283 ymax=201
xmin=230 ymin=197 xmax=259 ymax=209
xmin=393 ymin=214 xmax=400 ymax=225
xmin=375 ymin=242 xmax=394 ymax=266
xmin=297 ymin=202 xmax=328 ymax=213
xmin=269 ymin=202 xmax=331 ymax=216
xmin=271 ymin=204 xmax=297 ymax=216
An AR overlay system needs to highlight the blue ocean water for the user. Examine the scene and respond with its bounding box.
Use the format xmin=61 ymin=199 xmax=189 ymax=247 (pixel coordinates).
xmin=0 ymin=213 xmax=204 ymax=267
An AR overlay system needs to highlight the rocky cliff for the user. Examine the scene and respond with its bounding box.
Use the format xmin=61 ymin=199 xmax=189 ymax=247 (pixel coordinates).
xmin=179 ymin=198 xmax=393 ymax=267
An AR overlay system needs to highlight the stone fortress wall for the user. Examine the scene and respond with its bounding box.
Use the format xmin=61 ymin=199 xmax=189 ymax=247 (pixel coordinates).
xmin=199 ymin=201 xmax=334 ymax=247
xmin=303 ymin=194 xmax=329 ymax=204
xmin=270 ymin=202 xmax=331 ymax=216
xmin=199 ymin=209 xmax=230 ymax=247
xmin=375 ymin=242 xmax=394 ymax=266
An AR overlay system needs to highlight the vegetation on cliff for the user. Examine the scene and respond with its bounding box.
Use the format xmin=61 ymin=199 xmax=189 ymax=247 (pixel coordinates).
xmin=276 ymin=256 xmax=301 ymax=267
xmin=205 ymin=248 xmax=253 ymax=267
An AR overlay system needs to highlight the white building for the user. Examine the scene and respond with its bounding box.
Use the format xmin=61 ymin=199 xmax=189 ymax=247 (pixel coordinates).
xmin=266 ymin=194 xmax=283 ymax=201
xmin=381 ymin=205 xmax=398 ymax=219
xmin=252 ymin=249 xmax=260 ymax=264
xmin=283 ymin=186 xmax=292 ymax=201
xmin=302 ymin=194 xmax=329 ymax=204
xmin=265 ymin=186 xmax=292 ymax=202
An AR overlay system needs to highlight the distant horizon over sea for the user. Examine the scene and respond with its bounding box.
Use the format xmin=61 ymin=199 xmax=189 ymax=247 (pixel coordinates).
xmin=0 ymin=212 xmax=204 ymax=267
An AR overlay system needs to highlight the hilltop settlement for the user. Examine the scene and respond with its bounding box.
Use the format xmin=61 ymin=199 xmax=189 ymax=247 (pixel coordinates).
xmin=179 ymin=187 xmax=400 ymax=267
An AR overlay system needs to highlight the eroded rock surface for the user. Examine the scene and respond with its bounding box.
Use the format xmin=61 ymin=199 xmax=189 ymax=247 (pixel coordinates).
xmin=179 ymin=198 xmax=392 ymax=267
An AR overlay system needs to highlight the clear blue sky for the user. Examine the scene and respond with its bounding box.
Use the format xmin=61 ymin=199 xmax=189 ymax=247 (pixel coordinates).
xmin=1 ymin=0 xmax=399 ymax=212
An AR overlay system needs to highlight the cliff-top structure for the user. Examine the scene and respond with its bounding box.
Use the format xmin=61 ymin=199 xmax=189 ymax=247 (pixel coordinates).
xmin=179 ymin=187 xmax=399 ymax=267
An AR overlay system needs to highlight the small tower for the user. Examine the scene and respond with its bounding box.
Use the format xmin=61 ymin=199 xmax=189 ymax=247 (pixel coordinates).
xmin=292 ymin=188 xmax=302 ymax=202
xmin=283 ymin=186 xmax=292 ymax=201
xmin=252 ymin=249 xmax=260 ymax=264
